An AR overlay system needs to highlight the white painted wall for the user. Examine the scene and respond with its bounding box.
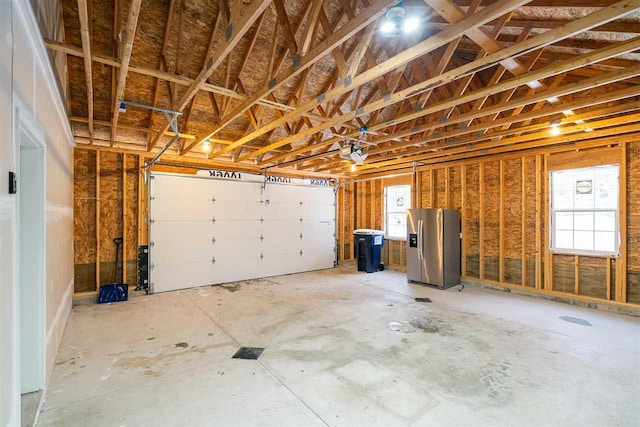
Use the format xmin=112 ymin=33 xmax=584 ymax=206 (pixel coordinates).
xmin=0 ymin=0 xmax=74 ymax=425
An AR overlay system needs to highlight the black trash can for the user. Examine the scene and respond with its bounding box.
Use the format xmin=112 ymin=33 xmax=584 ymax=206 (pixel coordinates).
xmin=353 ymin=229 xmax=385 ymax=273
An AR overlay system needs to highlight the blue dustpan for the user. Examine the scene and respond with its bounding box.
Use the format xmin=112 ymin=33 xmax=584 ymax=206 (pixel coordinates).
xmin=98 ymin=284 xmax=128 ymax=303
xmin=98 ymin=237 xmax=128 ymax=304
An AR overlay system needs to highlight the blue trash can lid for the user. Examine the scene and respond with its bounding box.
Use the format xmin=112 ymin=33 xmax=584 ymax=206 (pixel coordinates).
xmin=353 ymin=228 xmax=385 ymax=235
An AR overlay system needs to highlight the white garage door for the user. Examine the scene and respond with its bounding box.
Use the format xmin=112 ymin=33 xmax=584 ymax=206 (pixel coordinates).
xmin=148 ymin=172 xmax=336 ymax=293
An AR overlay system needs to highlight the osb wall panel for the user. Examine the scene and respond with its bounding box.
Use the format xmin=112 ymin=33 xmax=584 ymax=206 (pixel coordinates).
xmin=339 ymin=183 xmax=354 ymax=261
xmin=125 ymin=154 xmax=139 ymax=285
xmin=524 ymin=156 xmax=537 ymax=287
xmin=338 ymin=176 xmax=407 ymax=265
xmin=449 ymin=166 xmax=462 ymax=210
xmin=503 ymin=158 xmax=522 ymax=285
xmin=421 ymin=170 xmax=431 ymax=207
xmin=483 ymin=161 xmax=500 ymax=282
xmin=73 ymin=148 xmax=142 ymax=293
xmin=334 ymin=142 xmax=640 ymax=306
xmin=465 ymin=164 xmax=480 ymax=278
xmin=628 ymin=142 xmax=640 ymax=304
xmin=578 ymin=257 xmax=608 ymax=300
xmin=99 ymin=152 xmax=123 ymax=285
xmin=553 ymin=255 xmax=575 ymax=294
xmin=434 ymin=168 xmax=446 ymax=208
xmin=73 ymin=149 xmax=96 ymax=293
xmin=73 ymin=150 xmax=96 ymax=263
xmin=373 ymin=180 xmax=383 ymax=230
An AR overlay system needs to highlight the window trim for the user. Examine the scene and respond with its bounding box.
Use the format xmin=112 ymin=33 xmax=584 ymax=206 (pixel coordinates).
xmin=384 ymin=184 xmax=411 ymax=241
xmin=549 ymin=164 xmax=620 ymax=257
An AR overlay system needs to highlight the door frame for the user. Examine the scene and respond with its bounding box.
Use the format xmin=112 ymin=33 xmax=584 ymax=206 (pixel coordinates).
xmin=13 ymin=96 xmax=47 ymax=395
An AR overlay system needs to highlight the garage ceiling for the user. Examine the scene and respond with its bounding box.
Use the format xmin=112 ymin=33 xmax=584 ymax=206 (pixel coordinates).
xmin=48 ymin=0 xmax=640 ymax=176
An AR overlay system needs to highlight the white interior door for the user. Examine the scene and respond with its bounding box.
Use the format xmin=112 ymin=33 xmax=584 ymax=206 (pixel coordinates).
xmin=149 ymin=173 xmax=335 ymax=293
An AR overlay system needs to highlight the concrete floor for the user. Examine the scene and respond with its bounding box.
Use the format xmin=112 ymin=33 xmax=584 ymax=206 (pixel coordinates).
xmin=39 ymin=265 xmax=640 ymax=426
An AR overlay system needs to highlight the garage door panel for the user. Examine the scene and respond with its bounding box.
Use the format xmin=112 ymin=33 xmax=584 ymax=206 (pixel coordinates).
xmin=152 ymin=175 xmax=212 ymax=199
xmin=149 ymin=173 xmax=335 ymax=293
xmin=151 ymin=220 xmax=215 ymax=242
xmin=212 ymin=239 xmax=263 ymax=258
xmin=152 ymin=240 xmax=214 ymax=265
xmin=212 ymin=201 xmax=263 ymax=221
xmin=210 ymin=180 xmax=262 ymax=201
xmin=211 ymin=222 xmax=263 ymax=240
xmin=210 ymin=258 xmax=265 ymax=284
xmin=262 ymin=221 xmax=301 ymax=239
xmin=152 ymin=262 xmax=216 ymax=292
xmin=152 ymin=197 xmax=213 ymax=221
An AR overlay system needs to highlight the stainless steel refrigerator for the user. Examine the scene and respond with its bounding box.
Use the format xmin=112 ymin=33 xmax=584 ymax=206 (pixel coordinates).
xmin=407 ymin=208 xmax=461 ymax=289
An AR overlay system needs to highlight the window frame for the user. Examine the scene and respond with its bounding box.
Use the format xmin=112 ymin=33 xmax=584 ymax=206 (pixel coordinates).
xmin=384 ymin=184 xmax=411 ymax=240
xmin=549 ymin=164 xmax=620 ymax=257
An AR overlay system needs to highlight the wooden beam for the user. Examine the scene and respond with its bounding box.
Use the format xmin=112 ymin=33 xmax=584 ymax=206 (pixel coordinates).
xmin=147 ymin=0 xmax=177 ymax=145
xmin=616 ymin=142 xmax=628 ymax=302
xmin=44 ymin=39 xmax=373 ymax=130
xmin=110 ymin=0 xmax=143 ymax=145
xmin=122 ymin=154 xmax=127 ymax=284
xmin=461 ymin=164 xmax=466 ymax=277
xmin=340 ymin=113 xmax=640 ymax=173
xmin=258 ymin=1 xmax=640 ymax=165
xmin=521 ymin=157 xmax=526 ymax=287
xmin=147 ymin=0 xmax=273 ymax=151
xmin=175 ymin=0 xmax=270 ymax=113
xmin=499 ymin=160 xmax=504 ymax=283
xmin=77 ymin=0 xmax=94 ymax=143
xmin=424 ymin=0 xmax=544 ymax=89
xmin=535 ymin=154 xmax=542 ymax=290
xmin=233 ymin=0 xmax=532 ymax=161
xmin=479 ymin=162 xmax=485 ymax=280
xmin=201 ymin=0 xmax=398 ymax=155
xmin=96 ymin=151 xmax=101 ymax=290
xmin=320 ymin=87 xmax=640 ymax=173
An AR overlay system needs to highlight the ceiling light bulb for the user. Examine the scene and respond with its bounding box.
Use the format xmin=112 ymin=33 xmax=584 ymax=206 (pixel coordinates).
xmin=202 ymin=140 xmax=211 ymax=151
xmin=550 ymin=126 xmax=560 ymax=136
xmin=403 ymin=16 xmax=420 ymax=33
xmin=380 ymin=20 xmax=395 ymax=34
xmin=350 ymin=164 xmax=357 ymax=172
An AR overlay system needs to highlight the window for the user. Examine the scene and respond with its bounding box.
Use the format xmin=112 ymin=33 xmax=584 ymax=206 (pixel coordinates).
xmin=384 ymin=185 xmax=411 ymax=239
xmin=550 ymin=164 xmax=619 ymax=255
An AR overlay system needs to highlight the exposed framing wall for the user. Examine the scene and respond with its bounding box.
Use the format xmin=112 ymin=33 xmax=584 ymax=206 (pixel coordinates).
xmin=337 ymin=175 xmax=410 ymax=268
xmin=339 ymin=141 xmax=640 ymax=308
xmin=73 ymin=148 xmax=143 ymax=295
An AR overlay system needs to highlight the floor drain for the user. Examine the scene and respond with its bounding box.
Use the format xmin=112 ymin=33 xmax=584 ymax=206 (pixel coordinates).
xmin=415 ymin=297 xmax=432 ymax=303
xmin=559 ymin=316 xmax=591 ymax=326
xmin=232 ymin=347 xmax=265 ymax=360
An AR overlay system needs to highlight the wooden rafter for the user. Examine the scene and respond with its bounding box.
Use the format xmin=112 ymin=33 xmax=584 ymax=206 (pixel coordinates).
xmin=235 ymin=0 xmax=533 ymax=163
xmin=147 ymin=0 xmax=177 ymax=146
xmin=77 ymin=0 xmax=94 ymax=143
xmin=199 ymin=0 xmax=399 ymax=157
xmin=110 ymin=0 xmax=143 ymax=145
xmin=146 ymin=0 xmax=272 ymax=152
xmin=258 ymin=0 xmax=640 ymax=165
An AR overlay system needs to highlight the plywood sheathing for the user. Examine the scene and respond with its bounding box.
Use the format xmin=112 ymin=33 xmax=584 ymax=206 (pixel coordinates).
xmin=73 ymin=148 xmax=141 ymax=293
xmin=627 ymin=141 xmax=640 ymax=304
xmin=339 ymin=140 xmax=640 ymax=308
xmin=73 ymin=149 xmax=97 ymax=292
xmin=465 ymin=164 xmax=480 ymax=278
xmin=57 ymin=0 xmax=640 ymax=171
xmin=503 ymin=157 xmax=522 ymax=285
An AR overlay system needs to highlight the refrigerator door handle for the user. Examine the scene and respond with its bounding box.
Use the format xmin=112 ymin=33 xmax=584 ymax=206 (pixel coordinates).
xmin=418 ymin=220 xmax=424 ymax=260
